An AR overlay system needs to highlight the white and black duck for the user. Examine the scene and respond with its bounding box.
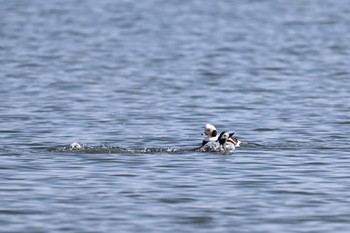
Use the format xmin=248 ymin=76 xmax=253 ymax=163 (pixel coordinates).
xmin=201 ymin=123 xmax=241 ymax=148
xmin=198 ymin=130 xmax=237 ymax=152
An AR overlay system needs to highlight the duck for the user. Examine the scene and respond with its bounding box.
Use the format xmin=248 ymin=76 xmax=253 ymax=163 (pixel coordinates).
xmin=217 ymin=131 xmax=236 ymax=152
xmin=198 ymin=131 xmax=235 ymax=152
xmin=201 ymin=123 xmax=241 ymax=147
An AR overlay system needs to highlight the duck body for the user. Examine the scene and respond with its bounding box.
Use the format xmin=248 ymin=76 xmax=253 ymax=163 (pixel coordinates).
xmin=198 ymin=140 xmax=221 ymax=152
xmin=217 ymin=131 xmax=236 ymax=152
xmin=229 ymin=135 xmax=241 ymax=147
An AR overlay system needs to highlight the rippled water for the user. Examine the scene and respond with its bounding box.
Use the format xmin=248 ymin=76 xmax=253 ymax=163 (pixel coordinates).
xmin=1 ymin=0 xmax=350 ymax=232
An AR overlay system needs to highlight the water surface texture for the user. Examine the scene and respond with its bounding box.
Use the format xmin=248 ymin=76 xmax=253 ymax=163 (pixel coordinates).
xmin=1 ymin=0 xmax=350 ymax=232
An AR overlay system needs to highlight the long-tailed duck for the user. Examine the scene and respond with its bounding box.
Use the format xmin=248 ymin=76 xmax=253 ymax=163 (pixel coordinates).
xmin=201 ymin=123 xmax=241 ymax=147
xmin=198 ymin=131 xmax=236 ymax=152
xmin=217 ymin=131 xmax=236 ymax=151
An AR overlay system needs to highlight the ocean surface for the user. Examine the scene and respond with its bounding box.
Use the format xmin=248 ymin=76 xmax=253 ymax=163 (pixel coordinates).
xmin=1 ymin=0 xmax=350 ymax=232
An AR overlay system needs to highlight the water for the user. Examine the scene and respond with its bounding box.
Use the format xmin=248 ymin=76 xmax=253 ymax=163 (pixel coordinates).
xmin=1 ymin=0 xmax=350 ymax=232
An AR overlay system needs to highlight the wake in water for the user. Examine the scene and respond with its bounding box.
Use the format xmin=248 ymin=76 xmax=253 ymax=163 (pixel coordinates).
xmin=48 ymin=142 xmax=237 ymax=154
xmin=46 ymin=141 xmax=336 ymax=155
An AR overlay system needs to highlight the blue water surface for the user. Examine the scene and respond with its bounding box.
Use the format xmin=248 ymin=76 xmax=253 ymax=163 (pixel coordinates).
xmin=1 ymin=0 xmax=350 ymax=232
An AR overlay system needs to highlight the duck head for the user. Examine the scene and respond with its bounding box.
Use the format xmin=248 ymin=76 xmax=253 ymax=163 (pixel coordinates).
xmin=202 ymin=123 xmax=217 ymax=138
